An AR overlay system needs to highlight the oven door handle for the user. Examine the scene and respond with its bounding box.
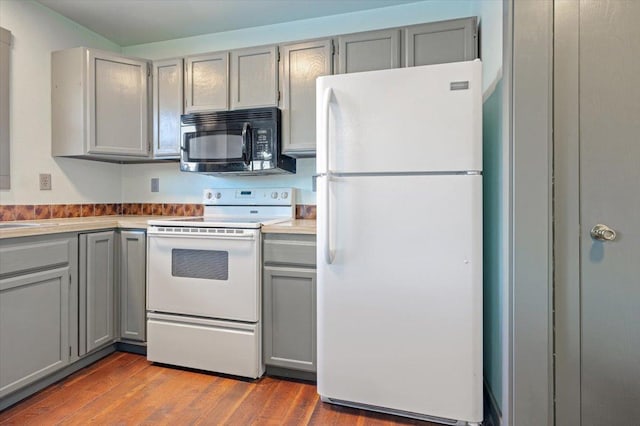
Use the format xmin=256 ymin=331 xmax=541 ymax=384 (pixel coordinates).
xmin=147 ymin=232 xmax=257 ymax=241
xmin=242 ymin=122 xmax=252 ymax=167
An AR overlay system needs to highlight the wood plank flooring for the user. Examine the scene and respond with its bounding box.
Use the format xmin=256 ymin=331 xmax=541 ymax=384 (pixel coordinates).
xmin=0 ymin=352 xmax=440 ymax=426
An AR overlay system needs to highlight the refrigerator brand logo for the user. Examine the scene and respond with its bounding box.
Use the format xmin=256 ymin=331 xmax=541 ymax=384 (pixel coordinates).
xmin=450 ymin=81 xmax=469 ymax=91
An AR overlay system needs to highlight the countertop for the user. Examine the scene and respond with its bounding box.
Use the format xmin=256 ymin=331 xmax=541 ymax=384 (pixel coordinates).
xmin=261 ymin=219 xmax=316 ymax=235
xmin=0 ymin=216 xmax=317 ymax=239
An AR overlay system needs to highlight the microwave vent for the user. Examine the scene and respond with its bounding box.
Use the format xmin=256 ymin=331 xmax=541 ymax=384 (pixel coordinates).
xmin=181 ymin=107 xmax=279 ymax=126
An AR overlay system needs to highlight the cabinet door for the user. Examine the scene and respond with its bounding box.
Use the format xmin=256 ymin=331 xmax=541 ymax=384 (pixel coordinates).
xmin=0 ymin=267 xmax=70 ymax=398
xmin=80 ymin=231 xmax=115 ymax=354
xmin=120 ymin=230 xmax=146 ymax=342
xmin=185 ymin=52 xmax=228 ymax=112
xmin=230 ymin=45 xmax=279 ymax=109
xmin=280 ymin=39 xmax=333 ymax=157
xmin=152 ymin=59 xmax=182 ymax=158
xmin=263 ymin=266 xmax=316 ymax=372
xmin=337 ymin=29 xmax=401 ymax=74
xmin=405 ymin=17 xmax=477 ymax=67
xmin=88 ymin=51 xmax=150 ymax=157
xmin=0 ymin=27 xmax=10 ymax=190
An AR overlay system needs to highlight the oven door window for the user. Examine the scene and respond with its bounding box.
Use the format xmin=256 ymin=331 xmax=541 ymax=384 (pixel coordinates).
xmin=172 ymin=249 xmax=228 ymax=280
xmin=184 ymin=130 xmax=242 ymax=161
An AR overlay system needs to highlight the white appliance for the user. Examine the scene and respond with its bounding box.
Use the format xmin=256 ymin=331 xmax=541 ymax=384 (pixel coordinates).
xmin=146 ymin=187 xmax=294 ymax=379
xmin=316 ymin=60 xmax=483 ymax=426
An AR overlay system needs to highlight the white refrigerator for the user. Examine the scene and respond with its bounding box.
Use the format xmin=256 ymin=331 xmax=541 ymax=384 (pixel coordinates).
xmin=315 ymin=60 xmax=483 ymax=426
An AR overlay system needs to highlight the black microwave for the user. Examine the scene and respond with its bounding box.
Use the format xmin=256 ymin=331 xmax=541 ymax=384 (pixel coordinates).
xmin=180 ymin=107 xmax=296 ymax=175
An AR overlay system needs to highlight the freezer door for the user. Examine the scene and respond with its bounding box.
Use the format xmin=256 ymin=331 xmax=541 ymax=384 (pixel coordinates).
xmin=316 ymin=60 xmax=481 ymax=175
xmin=317 ymin=174 xmax=483 ymax=423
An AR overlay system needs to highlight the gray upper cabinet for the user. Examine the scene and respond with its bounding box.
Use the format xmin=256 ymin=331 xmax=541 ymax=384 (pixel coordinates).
xmin=338 ymin=29 xmax=401 ymax=74
xmin=119 ymin=230 xmax=146 ymax=342
xmin=52 ymin=47 xmax=151 ymax=161
xmin=404 ymin=17 xmax=477 ymax=67
xmin=230 ymin=45 xmax=279 ymax=109
xmin=0 ymin=27 xmax=10 ymax=190
xmin=280 ymin=39 xmax=333 ymax=157
xmin=152 ymin=59 xmax=183 ymax=158
xmin=184 ymin=52 xmax=229 ymax=113
xmin=0 ymin=235 xmax=77 ymax=400
xmin=79 ymin=231 xmax=115 ymax=355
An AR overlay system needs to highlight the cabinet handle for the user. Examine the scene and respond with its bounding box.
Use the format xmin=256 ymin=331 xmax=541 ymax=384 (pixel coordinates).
xmin=322 ymin=87 xmax=335 ymax=265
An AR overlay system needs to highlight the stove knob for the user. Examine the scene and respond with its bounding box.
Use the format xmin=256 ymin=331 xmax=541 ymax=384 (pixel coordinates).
xmin=215 ymin=192 xmax=222 ymax=199
xmin=271 ymin=191 xmax=278 ymax=199
xmin=205 ymin=191 xmax=213 ymax=199
xmin=281 ymin=192 xmax=288 ymax=199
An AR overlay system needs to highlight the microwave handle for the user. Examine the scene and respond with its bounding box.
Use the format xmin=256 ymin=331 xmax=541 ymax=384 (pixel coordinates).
xmin=242 ymin=122 xmax=252 ymax=166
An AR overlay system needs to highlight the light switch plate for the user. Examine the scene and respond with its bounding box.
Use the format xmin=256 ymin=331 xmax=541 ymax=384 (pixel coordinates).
xmin=151 ymin=177 xmax=160 ymax=192
xmin=39 ymin=173 xmax=51 ymax=190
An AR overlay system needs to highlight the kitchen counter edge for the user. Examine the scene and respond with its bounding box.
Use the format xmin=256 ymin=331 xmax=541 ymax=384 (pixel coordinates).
xmin=0 ymin=216 xmax=163 ymax=239
xmin=261 ymin=219 xmax=316 ymax=235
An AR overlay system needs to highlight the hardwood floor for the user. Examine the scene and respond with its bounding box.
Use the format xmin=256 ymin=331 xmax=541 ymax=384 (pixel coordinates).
xmin=0 ymin=352 xmax=440 ymax=425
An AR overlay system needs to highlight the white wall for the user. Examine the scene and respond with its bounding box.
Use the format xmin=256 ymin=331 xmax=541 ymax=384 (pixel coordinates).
xmin=121 ymin=0 xmax=483 ymax=205
xmin=0 ymin=0 xmax=122 ymax=204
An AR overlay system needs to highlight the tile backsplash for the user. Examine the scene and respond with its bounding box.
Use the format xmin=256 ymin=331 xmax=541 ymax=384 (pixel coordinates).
xmin=0 ymin=203 xmax=317 ymax=221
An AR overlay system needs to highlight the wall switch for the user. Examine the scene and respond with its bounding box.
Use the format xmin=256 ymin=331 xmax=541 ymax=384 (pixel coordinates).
xmin=39 ymin=173 xmax=52 ymax=190
xmin=151 ymin=177 xmax=160 ymax=193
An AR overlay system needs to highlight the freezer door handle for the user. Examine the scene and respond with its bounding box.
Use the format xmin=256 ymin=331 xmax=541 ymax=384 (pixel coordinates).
xmin=322 ymin=87 xmax=335 ymax=264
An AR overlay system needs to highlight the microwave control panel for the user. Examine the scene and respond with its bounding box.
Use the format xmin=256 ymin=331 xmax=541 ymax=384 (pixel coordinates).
xmin=253 ymin=128 xmax=273 ymax=161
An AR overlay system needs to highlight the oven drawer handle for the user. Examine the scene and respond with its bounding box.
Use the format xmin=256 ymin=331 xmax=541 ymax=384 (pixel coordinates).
xmin=148 ymin=232 xmax=256 ymax=241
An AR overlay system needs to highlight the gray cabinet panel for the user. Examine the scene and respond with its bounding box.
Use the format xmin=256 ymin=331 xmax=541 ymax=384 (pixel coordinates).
xmin=230 ymin=45 xmax=278 ymax=109
xmin=338 ymin=29 xmax=401 ymax=74
xmin=79 ymin=231 xmax=115 ymax=355
xmin=88 ymin=51 xmax=150 ymax=156
xmin=405 ymin=18 xmax=477 ymax=67
xmin=263 ymin=235 xmax=316 ymax=267
xmin=185 ymin=52 xmax=229 ymax=112
xmin=0 ymin=27 xmax=10 ymax=190
xmin=52 ymin=47 xmax=151 ymax=161
xmin=152 ymin=58 xmax=182 ymax=158
xmin=263 ymin=266 xmax=316 ymax=372
xmin=0 ymin=239 xmax=70 ymax=277
xmin=0 ymin=267 xmax=70 ymax=398
xmin=119 ymin=230 xmax=146 ymax=341
xmin=280 ymin=39 xmax=333 ymax=157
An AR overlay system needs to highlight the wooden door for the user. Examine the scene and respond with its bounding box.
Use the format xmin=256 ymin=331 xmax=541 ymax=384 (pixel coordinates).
xmin=152 ymin=58 xmax=182 ymax=158
xmin=404 ymin=17 xmax=477 ymax=67
xmin=119 ymin=230 xmax=146 ymax=342
xmin=185 ymin=52 xmax=228 ymax=112
xmin=555 ymin=1 xmax=640 ymax=424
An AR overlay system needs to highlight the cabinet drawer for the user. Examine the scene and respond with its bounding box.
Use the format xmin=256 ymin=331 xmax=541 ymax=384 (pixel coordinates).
xmin=0 ymin=238 xmax=71 ymax=277
xmin=263 ymin=235 xmax=316 ymax=267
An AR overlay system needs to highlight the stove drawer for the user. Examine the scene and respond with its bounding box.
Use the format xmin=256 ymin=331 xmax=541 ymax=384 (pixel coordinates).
xmin=147 ymin=312 xmax=263 ymax=379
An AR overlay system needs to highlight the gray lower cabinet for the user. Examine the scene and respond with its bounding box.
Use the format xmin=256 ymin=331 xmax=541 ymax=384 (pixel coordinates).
xmin=119 ymin=230 xmax=146 ymax=342
xmin=0 ymin=235 xmax=77 ymax=399
xmin=280 ymin=39 xmax=334 ymax=157
xmin=263 ymin=234 xmax=317 ymax=375
xmin=338 ymin=28 xmax=401 ymax=74
xmin=404 ymin=17 xmax=478 ymax=67
xmin=79 ymin=231 xmax=116 ymax=355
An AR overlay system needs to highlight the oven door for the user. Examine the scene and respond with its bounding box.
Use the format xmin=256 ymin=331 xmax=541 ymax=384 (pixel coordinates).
xmin=180 ymin=124 xmax=252 ymax=173
xmin=147 ymin=229 xmax=260 ymax=322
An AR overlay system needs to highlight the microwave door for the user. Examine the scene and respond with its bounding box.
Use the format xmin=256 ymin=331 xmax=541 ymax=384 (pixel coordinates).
xmin=180 ymin=127 xmax=251 ymax=173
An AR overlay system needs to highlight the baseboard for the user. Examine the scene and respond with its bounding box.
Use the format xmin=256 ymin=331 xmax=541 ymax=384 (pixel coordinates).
xmin=483 ymin=379 xmax=502 ymax=426
xmin=116 ymin=340 xmax=147 ymax=355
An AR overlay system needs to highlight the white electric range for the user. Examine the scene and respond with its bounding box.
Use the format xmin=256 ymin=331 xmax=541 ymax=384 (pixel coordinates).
xmin=146 ymin=187 xmax=294 ymax=379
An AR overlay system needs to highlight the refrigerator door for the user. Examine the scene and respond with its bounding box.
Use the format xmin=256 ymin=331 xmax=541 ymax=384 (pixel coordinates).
xmin=317 ymin=174 xmax=483 ymax=423
xmin=316 ymin=60 xmax=482 ymax=175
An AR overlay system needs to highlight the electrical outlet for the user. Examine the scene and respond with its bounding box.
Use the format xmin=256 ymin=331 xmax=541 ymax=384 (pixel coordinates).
xmin=151 ymin=177 xmax=159 ymax=193
xmin=39 ymin=173 xmax=52 ymax=190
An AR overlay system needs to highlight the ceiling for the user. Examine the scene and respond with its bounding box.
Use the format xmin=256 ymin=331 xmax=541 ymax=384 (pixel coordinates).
xmin=36 ymin=0 xmax=422 ymax=47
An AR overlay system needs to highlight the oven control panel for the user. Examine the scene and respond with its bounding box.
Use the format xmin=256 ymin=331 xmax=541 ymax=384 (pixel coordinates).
xmin=203 ymin=187 xmax=294 ymax=206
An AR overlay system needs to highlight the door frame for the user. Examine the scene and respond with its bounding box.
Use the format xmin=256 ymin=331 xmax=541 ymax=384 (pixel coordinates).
xmin=505 ymin=0 xmax=555 ymax=425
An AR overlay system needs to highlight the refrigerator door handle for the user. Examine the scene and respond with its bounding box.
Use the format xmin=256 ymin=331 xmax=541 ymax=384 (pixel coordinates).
xmin=322 ymin=87 xmax=335 ymax=264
